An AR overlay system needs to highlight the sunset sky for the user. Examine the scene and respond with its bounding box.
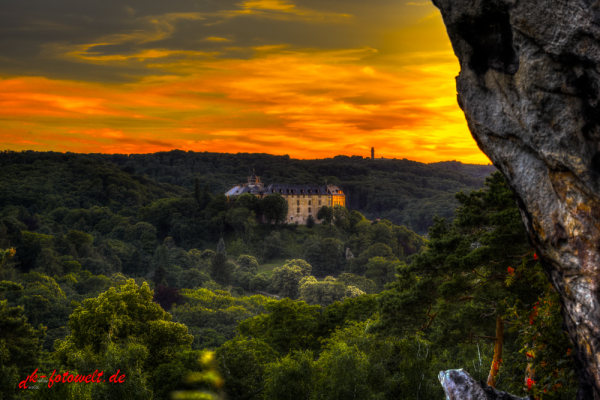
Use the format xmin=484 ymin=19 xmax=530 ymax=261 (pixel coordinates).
xmin=0 ymin=0 xmax=490 ymax=164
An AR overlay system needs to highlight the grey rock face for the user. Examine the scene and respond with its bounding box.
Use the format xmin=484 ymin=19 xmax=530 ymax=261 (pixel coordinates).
xmin=432 ymin=0 xmax=600 ymax=398
xmin=439 ymin=369 xmax=531 ymax=400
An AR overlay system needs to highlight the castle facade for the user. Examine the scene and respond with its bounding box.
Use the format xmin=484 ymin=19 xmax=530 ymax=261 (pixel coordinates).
xmin=225 ymin=172 xmax=345 ymax=224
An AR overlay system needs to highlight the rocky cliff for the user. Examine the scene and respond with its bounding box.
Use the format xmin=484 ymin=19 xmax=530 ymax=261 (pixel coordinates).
xmin=439 ymin=369 xmax=532 ymax=400
xmin=431 ymin=1 xmax=600 ymax=398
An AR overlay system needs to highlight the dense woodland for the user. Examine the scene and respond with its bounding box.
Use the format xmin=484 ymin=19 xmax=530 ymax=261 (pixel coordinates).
xmin=0 ymin=150 xmax=577 ymax=399
xmin=0 ymin=150 xmax=495 ymax=234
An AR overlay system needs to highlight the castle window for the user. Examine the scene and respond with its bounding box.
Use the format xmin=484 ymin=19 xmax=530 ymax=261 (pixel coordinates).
xmin=318 ymin=200 xmax=321 ymax=205
xmin=308 ymin=200 xmax=311 ymax=205
xmin=297 ymin=200 xmax=300 ymax=205
xmin=303 ymin=195 xmax=305 ymax=198
xmin=297 ymin=207 xmax=300 ymax=214
xmin=309 ymin=207 xmax=312 ymax=213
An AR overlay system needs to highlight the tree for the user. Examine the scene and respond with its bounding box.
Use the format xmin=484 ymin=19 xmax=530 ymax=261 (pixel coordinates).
xmin=376 ymin=172 xmax=555 ymax=391
xmin=260 ymin=194 xmax=288 ymax=225
xmin=347 ymin=210 xmax=367 ymax=233
xmin=199 ymin=183 xmax=213 ymax=210
xmin=249 ymin=274 xmax=270 ymax=292
xmin=227 ymin=207 xmax=251 ymax=242
xmin=306 ymin=214 xmax=315 ymax=228
xmin=0 ymin=300 xmax=45 ymax=398
xmin=314 ymin=342 xmax=371 ymax=400
xmin=217 ymin=237 xmax=226 ymax=255
xmin=65 ymin=229 xmax=94 ymax=253
xmin=151 ymin=350 xmax=205 ymax=400
xmin=237 ymin=255 xmax=259 ymax=275
xmin=216 ymin=337 xmax=277 ymax=400
xmin=270 ymin=265 xmax=304 ymax=300
xmin=347 ymin=243 xmax=396 ymax=276
xmin=261 ymin=231 xmax=286 ymax=262
xmin=298 ymin=276 xmax=347 ymax=306
xmin=270 ymin=260 xmax=312 ymax=299
xmin=332 ymin=205 xmax=349 ymax=230
xmin=303 ymin=237 xmax=344 ymax=276
xmin=55 ymin=280 xmax=192 ymax=369
xmin=235 ymin=193 xmax=261 ymax=215
xmin=264 ymin=351 xmax=315 ymax=400
xmin=194 ymin=177 xmax=201 ymax=206
xmin=210 ymin=252 xmax=233 ymax=286
xmin=238 ymin=298 xmax=320 ymax=354
xmin=364 ymin=257 xmax=400 ymax=289
xmin=316 ymin=206 xmax=333 ymax=224
xmin=314 ymin=321 xmax=442 ymax=400
xmin=337 ymin=273 xmax=378 ymax=294
xmin=180 ymin=269 xmax=210 ymax=290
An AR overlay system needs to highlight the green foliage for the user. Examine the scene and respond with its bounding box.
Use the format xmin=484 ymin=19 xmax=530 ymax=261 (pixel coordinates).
xmin=210 ymin=253 xmax=233 ymax=286
xmin=337 ymin=273 xmax=378 ymax=294
xmin=302 ymin=237 xmax=344 ymax=276
xmin=215 ymin=337 xmax=277 ymax=399
xmin=260 ymin=231 xmax=287 ymax=262
xmin=180 ymin=269 xmax=211 ymax=290
xmin=298 ymin=276 xmax=351 ymax=307
xmin=347 ymin=243 xmax=396 ymax=276
xmin=377 ymin=171 xmax=576 ymax=397
xmin=260 ymin=194 xmax=288 ymax=225
xmin=0 ymin=299 xmax=45 ymax=398
xmin=269 ymin=260 xmax=312 ymax=299
xmin=263 ymin=350 xmax=315 ymax=400
xmin=236 ymin=255 xmax=259 ymax=274
xmin=238 ymin=298 xmax=320 ymax=354
xmin=174 ymin=288 xmax=270 ymax=350
xmin=65 ymin=230 xmax=94 ymax=253
xmin=55 ymin=280 xmax=192 ymax=368
xmin=249 ymin=274 xmax=270 ymax=292
xmin=502 ymin=263 xmax=578 ymax=398
xmin=0 ymin=151 xmax=499 ymax=399
xmin=364 ymin=257 xmax=400 ymax=289
xmin=316 ymin=206 xmax=333 ymax=224
xmin=228 ymin=239 xmax=249 ymax=257
xmin=151 ymin=350 xmax=207 ymax=400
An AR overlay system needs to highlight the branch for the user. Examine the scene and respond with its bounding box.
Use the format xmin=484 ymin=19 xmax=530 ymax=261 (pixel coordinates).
xmin=506 ymin=250 xmax=532 ymax=258
xmin=472 ymin=269 xmax=487 ymax=278
xmin=416 ymin=303 xmax=438 ymax=332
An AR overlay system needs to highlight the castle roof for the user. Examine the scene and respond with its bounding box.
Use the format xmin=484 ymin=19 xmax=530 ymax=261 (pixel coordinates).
xmin=225 ymin=185 xmax=263 ymax=196
xmin=225 ymin=183 xmax=344 ymax=196
xmin=265 ymin=184 xmax=343 ymax=195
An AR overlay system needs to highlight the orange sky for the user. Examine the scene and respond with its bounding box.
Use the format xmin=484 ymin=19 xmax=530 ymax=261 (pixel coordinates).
xmin=0 ymin=0 xmax=490 ymax=164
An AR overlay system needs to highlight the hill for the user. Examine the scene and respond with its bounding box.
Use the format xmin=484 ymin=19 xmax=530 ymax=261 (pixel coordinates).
xmin=85 ymin=151 xmax=496 ymax=233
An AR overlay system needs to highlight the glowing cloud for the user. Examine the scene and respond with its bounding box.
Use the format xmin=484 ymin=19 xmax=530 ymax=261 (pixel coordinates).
xmin=0 ymin=0 xmax=490 ymax=164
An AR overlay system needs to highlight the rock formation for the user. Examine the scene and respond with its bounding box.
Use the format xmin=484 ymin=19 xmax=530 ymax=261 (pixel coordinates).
xmin=439 ymin=369 xmax=532 ymax=400
xmin=432 ymin=0 xmax=600 ymax=398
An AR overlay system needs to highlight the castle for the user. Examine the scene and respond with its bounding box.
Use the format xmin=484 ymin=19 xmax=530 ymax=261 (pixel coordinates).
xmin=225 ymin=171 xmax=346 ymax=224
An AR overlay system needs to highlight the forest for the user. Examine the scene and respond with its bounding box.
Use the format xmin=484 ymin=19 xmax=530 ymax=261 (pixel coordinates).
xmin=0 ymin=150 xmax=576 ymax=399
xmin=0 ymin=150 xmax=495 ymax=235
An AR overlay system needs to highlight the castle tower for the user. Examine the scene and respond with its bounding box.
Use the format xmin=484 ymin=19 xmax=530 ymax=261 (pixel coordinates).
xmin=371 ymin=147 xmax=374 ymax=160
xmin=248 ymin=169 xmax=263 ymax=188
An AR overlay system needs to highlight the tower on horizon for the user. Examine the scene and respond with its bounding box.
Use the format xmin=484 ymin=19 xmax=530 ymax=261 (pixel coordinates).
xmin=371 ymin=147 xmax=374 ymax=159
